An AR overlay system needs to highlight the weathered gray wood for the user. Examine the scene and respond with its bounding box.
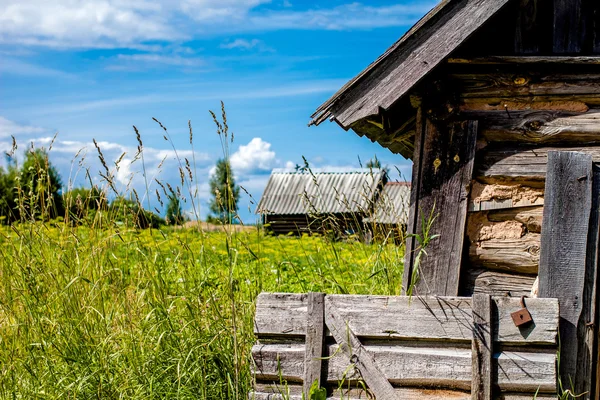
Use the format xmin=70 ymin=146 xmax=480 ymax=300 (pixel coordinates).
xmin=462 ymin=269 xmax=536 ymax=297
xmin=475 ymin=110 xmax=600 ymax=145
xmin=324 ymin=298 xmax=399 ymax=400
xmin=303 ymin=292 xmax=324 ymax=397
xmin=472 ymin=294 xmax=493 ymax=400
xmin=539 ymin=151 xmax=593 ymax=392
xmin=477 ymin=145 xmax=600 ymax=182
xmin=254 ymin=294 xmax=559 ymax=345
xmin=469 ymin=234 xmax=541 ymax=275
xmin=251 ymin=384 xmax=558 ymax=400
xmin=404 ymin=106 xmax=425 ymax=295
xmin=406 ymin=119 xmax=477 ymax=296
xmin=252 ymin=343 xmax=557 ymax=393
xmin=311 ymin=0 xmax=511 ymax=128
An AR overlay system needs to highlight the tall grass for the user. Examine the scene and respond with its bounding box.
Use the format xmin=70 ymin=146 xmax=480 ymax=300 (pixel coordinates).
xmin=0 ymin=106 xmax=406 ymax=399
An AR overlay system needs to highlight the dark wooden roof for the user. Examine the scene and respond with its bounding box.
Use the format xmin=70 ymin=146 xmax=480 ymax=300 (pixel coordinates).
xmin=309 ymin=0 xmax=511 ymax=131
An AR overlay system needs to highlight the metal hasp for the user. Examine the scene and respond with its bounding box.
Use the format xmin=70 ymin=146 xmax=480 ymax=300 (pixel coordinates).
xmin=511 ymin=296 xmax=533 ymax=328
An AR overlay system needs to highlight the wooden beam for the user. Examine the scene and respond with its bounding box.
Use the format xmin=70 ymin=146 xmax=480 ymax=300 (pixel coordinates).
xmin=469 ymin=234 xmax=540 ymax=275
xmin=404 ymin=119 xmax=478 ymax=296
xmin=303 ymin=292 xmax=325 ymax=398
xmin=539 ymin=151 xmax=593 ymax=395
xmin=472 ymin=294 xmax=493 ymax=400
xmin=461 ymin=269 xmax=536 ymax=297
xmin=553 ymin=0 xmax=587 ymax=54
xmin=403 ymin=107 xmax=426 ymax=294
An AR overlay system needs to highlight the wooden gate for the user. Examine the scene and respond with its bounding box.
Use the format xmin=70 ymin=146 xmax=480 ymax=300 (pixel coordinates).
xmin=251 ymin=293 xmax=559 ymax=400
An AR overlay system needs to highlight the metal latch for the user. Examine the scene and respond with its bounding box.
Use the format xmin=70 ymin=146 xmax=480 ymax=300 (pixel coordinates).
xmin=511 ymin=296 xmax=533 ymax=327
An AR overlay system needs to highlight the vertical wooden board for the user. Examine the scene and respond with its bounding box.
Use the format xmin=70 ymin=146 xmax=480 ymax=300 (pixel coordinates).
xmin=406 ymin=119 xmax=478 ymax=296
xmin=539 ymin=151 xmax=593 ymax=395
xmin=472 ymin=294 xmax=493 ymax=400
xmin=303 ymin=293 xmax=325 ymax=397
xmin=595 ymin=0 xmax=600 ymax=54
xmin=514 ymin=0 xmax=551 ymax=54
xmin=553 ymin=0 xmax=588 ymax=54
xmin=403 ymin=105 xmax=425 ymax=294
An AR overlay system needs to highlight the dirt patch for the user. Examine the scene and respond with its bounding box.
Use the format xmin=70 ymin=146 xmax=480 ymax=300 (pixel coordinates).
xmin=179 ymin=221 xmax=257 ymax=233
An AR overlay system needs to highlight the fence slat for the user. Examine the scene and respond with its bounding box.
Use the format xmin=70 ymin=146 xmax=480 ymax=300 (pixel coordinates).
xmin=324 ymin=297 xmax=400 ymax=400
xmin=472 ymin=294 xmax=493 ymax=400
xmin=303 ymin=292 xmax=325 ymax=397
xmin=539 ymin=151 xmax=593 ymax=392
xmin=255 ymin=293 xmax=559 ymax=345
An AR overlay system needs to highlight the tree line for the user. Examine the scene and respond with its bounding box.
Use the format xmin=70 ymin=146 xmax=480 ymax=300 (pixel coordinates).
xmin=0 ymin=148 xmax=240 ymax=226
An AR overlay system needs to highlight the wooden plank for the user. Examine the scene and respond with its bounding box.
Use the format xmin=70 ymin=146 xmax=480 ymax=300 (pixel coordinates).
xmin=323 ymin=298 xmax=399 ymax=400
xmin=539 ymin=151 xmax=593 ymax=392
xmin=403 ymin=106 xmax=425 ymax=295
xmin=486 ymin=206 xmax=543 ymax=233
xmin=477 ymin=145 xmax=600 ymax=182
xmin=254 ymin=294 xmax=560 ymax=345
xmin=469 ymin=234 xmax=541 ymax=275
xmin=303 ymin=292 xmax=324 ymax=397
xmin=472 ymin=294 xmax=493 ymax=400
xmin=252 ymin=384 xmax=558 ymax=400
xmin=406 ymin=119 xmax=477 ymax=296
xmin=514 ymin=0 xmax=543 ymax=54
xmin=553 ymin=0 xmax=587 ymax=54
xmin=461 ymin=269 xmax=536 ymax=297
xmin=314 ymin=0 xmax=511 ymax=128
xmin=252 ymin=343 xmax=557 ymax=393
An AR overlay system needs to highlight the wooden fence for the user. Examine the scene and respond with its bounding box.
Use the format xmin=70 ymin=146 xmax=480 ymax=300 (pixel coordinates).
xmin=251 ymin=292 xmax=559 ymax=400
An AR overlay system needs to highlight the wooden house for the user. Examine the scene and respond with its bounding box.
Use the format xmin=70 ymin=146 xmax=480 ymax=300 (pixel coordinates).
xmin=310 ymin=0 xmax=600 ymax=397
xmin=257 ymin=169 xmax=386 ymax=235
xmin=363 ymin=181 xmax=411 ymax=242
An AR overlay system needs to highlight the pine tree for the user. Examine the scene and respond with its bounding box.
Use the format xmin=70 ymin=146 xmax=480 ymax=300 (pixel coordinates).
xmin=208 ymin=159 xmax=240 ymax=224
xmin=165 ymin=194 xmax=184 ymax=225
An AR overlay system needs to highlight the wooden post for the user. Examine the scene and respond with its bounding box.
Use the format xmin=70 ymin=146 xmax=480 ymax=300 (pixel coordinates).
xmin=539 ymin=151 xmax=594 ymax=398
xmin=303 ymin=292 xmax=325 ymax=398
xmin=472 ymin=293 xmax=493 ymax=400
xmin=403 ymin=119 xmax=478 ymax=296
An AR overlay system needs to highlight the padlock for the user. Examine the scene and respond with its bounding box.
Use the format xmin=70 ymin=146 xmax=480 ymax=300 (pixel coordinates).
xmin=511 ymin=296 xmax=533 ymax=327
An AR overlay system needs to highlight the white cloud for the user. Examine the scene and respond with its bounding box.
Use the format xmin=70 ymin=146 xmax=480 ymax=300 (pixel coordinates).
xmin=115 ymin=53 xmax=205 ymax=67
xmin=0 ymin=116 xmax=45 ymax=139
xmin=229 ymin=137 xmax=276 ymax=174
xmin=0 ymin=1 xmax=437 ymax=49
xmin=220 ymin=38 xmax=272 ymax=51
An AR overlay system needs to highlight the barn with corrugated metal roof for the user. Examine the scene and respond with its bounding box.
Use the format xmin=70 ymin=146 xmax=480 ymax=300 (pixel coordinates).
xmin=257 ymin=169 xmax=386 ymax=235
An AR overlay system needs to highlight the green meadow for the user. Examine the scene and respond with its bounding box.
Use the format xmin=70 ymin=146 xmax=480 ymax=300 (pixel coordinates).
xmin=0 ymin=221 xmax=403 ymax=399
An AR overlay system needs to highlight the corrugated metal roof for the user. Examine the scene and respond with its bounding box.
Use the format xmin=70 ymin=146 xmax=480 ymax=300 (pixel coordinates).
xmin=258 ymin=169 xmax=385 ymax=215
xmin=364 ymin=182 xmax=411 ymax=225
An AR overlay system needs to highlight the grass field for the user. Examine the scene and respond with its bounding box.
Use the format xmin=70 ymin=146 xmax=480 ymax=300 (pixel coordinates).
xmin=0 ymin=221 xmax=404 ymax=399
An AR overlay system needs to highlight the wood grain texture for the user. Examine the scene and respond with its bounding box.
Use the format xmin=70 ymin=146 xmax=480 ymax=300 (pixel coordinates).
xmin=486 ymin=206 xmax=543 ymax=233
xmin=448 ymin=57 xmax=600 ymax=65
xmin=303 ymin=292 xmax=324 ymax=397
xmin=476 ymin=145 xmax=600 ymax=182
xmin=324 ymin=298 xmax=399 ymax=400
xmin=475 ymin=110 xmax=600 ymax=145
xmin=321 ymin=0 xmax=511 ymax=128
xmin=472 ymin=294 xmax=493 ymax=400
xmin=461 ymin=269 xmax=536 ymax=297
xmin=469 ymin=234 xmax=541 ymax=275
xmin=539 ymin=151 xmax=593 ymax=391
xmin=253 ymin=343 xmax=556 ymax=393
xmin=407 ymin=119 xmax=477 ymax=296
xmin=254 ymin=294 xmax=559 ymax=345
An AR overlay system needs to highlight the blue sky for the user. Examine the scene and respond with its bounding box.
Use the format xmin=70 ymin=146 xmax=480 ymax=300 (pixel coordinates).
xmin=0 ymin=0 xmax=436 ymax=222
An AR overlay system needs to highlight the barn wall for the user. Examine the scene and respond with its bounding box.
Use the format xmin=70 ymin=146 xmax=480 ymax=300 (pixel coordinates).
xmin=264 ymin=213 xmax=368 ymax=236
